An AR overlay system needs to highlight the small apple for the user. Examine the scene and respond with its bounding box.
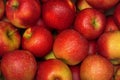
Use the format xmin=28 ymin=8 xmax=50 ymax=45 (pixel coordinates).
xmin=53 ymin=29 xmax=89 ymax=65
xmin=1 ymin=50 xmax=37 ymax=80
xmin=104 ymin=15 xmax=119 ymax=32
xmin=114 ymin=3 xmax=120 ymax=28
xmin=0 ymin=0 xmax=5 ymax=19
xmin=86 ymin=0 xmax=119 ymax=10
xmin=22 ymin=26 xmax=53 ymax=58
xmin=42 ymin=0 xmax=76 ymax=31
xmin=97 ymin=30 xmax=120 ymax=65
xmin=74 ymin=8 xmax=106 ymax=40
xmin=36 ymin=59 xmax=72 ymax=80
xmin=80 ymin=54 xmax=114 ymax=80
xmin=0 ymin=21 xmax=21 ymax=57
xmin=44 ymin=51 xmax=56 ymax=60
xmin=77 ymin=0 xmax=92 ymax=11
xmin=6 ymin=0 xmax=41 ymax=28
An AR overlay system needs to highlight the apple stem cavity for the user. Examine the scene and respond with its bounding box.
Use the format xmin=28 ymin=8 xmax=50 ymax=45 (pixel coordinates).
xmin=7 ymin=29 xmax=18 ymax=39
xmin=12 ymin=0 xmax=19 ymax=10
xmin=23 ymin=28 xmax=32 ymax=39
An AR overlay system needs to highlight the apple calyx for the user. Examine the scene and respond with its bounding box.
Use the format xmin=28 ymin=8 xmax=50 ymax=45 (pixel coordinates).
xmin=6 ymin=29 xmax=18 ymax=40
xmin=11 ymin=0 xmax=19 ymax=10
xmin=111 ymin=59 xmax=120 ymax=65
xmin=92 ymin=18 xmax=99 ymax=29
xmin=23 ymin=28 xmax=32 ymax=39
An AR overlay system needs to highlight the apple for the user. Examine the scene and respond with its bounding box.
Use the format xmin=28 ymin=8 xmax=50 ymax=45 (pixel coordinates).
xmin=36 ymin=59 xmax=72 ymax=80
xmin=104 ymin=15 xmax=119 ymax=32
xmin=42 ymin=0 xmax=76 ymax=31
xmin=114 ymin=3 xmax=120 ymax=27
xmin=80 ymin=54 xmax=114 ymax=80
xmin=22 ymin=25 xmax=53 ymax=58
xmin=44 ymin=51 xmax=56 ymax=60
xmin=74 ymin=8 xmax=106 ymax=40
xmin=6 ymin=0 xmax=41 ymax=28
xmin=53 ymin=29 xmax=89 ymax=65
xmin=86 ymin=0 xmax=119 ymax=10
xmin=0 ymin=0 xmax=5 ymax=19
xmin=97 ymin=30 xmax=120 ymax=65
xmin=0 ymin=21 xmax=21 ymax=57
xmin=1 ymin=50 xmax=37 ymax=80
xmin=77 ymin=0 xmax=92 ymax=11
xmin=69 ymin=65 xmax=81 ymax=80
xmin=115 ymin=66 xmax=120 ymax=80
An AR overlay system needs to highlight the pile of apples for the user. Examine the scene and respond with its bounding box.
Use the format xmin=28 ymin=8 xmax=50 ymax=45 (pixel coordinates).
xmin=0 ymin=0 xmax=120 ymax=80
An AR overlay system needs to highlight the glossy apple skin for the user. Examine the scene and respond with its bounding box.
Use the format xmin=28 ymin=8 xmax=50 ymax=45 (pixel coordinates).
xmin=53 ymin=29 xmax=89 ymax=65
xmin=1 ymin=50 xmax=37 ymax=80
xmin=0 ymin=0 xmax=5 ymax=19
xmin=42 ymin=0 xmax=76 ymax=31
xmin=97 ymin=31 xmax=120 ymax=65
xmin=104 ymin=16 xmax=119 ymax=32
xmin=22 ymin=26 xmax=53 ymax=58
xmin=0 ymin=21 xmax=21 ymax=57
xmin=6 ymin=0 xmax=41 ymax=28
xmin=114 ymin=3 xmax=120 ymax=28
xmin=74 ymin=8 xmax=106 ymax=40
xmin=80 ymin=54 xmax=114 ymax=80
xmin=86 ymin=0 xmax=119 ymax=10
xmin=36 ymin=59 xmax=72 ymax=80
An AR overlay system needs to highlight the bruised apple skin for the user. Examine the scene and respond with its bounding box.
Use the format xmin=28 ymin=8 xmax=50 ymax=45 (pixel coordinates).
xmin=53 ymin=29 xmax=89 ymax=65
xmin=42 ymin=0 xmax=76 ymax=31
xmin=6 ymin=0 xmax=41 ymax=28
xmin=0 ymin=21 xmax=21 ymax=57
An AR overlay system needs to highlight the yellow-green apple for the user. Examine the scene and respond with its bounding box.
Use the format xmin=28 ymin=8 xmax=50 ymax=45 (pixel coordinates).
xmin=77 ymin=0 xmax=92 ymax=11
xmin=114 ymin=3 xmax=120 ymax=27
xmin=44 ymin=51 xmax=56 ymax=60
xmin=36 ymin=59 xmax=72 ymax=80
xmin=86 ymin=0 xmax=119 ymax=10
xmin=69 ymin=65 xmax=80 ymax=80
xmin=80 ymin=54 xmax=114 ymax=80
xmin=97 ymin=30 xmax=120 ymax=65
xmin=42 ymin=0 xmax=76 ymax=31
xmin=1 ymin=50 xmax=37 ymax=80
xmin=104 ymin=15 xmax=119 ymax=32
xmin=22 ymin=26 xmax=53 ymax=58
xmin=0 ymin=21 xmax=21 ymax=57
xmin=53 ymin=29 xmax=89 ymax=65
xmin=6 ymin=0 xmax=41 ymax=28
xmin=74 ymin=8 xmax=106 ymax=40
xmin=0 ymin=0 xmax=5 ymax=19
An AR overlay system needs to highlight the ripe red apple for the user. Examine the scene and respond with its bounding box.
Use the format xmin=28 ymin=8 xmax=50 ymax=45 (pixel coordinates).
xmin=0 ymin=21 xmax=21 ymax=57
xmin=0 ymin=0 xmax=5 ymax=19
xmin=80 ymin=54 xmax=114 ymax=80
xmin=104 ymin=15 xmax=119 ymax=32
xmin=1 ymin=50 xmax=37 ymax=80
xmin=42 ymin=0 xmax=76 ymax=31
xmin=114 ymin=3 xmax=120 ymax=27
xmin=6 ymin=0 xmax=41 ymax=28
xmin=36 ymin=59 xmax=72 ymax=80
xmin=86 ymin=0 xmax=119 ymax=10
xmin=77 ymin=0 xmax=92 ymax=11
xmin=22 ymin=25 xmax=53 ymax=58
xmin=53 ymin=29 xmax=89 ymax=65
xmin=74 ymin=8 xmax=106 ymax=40
xmin=69 ymin=65 xmax=80 ymax=80
xmin=97 ymin=30 xmax=120 ymax=65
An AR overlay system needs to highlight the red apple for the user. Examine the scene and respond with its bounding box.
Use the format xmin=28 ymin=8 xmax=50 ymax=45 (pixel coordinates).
xmin=0 ymin=21 xmax=21 ymax=57
xmin=86 ymin=0 xmax=119 ymax=10
xmin=74 ymin=8 xmax=106 ymax=40
xmin=6 ymin=0 xmax=41 ymax=28
xmin=36 ymin=59 xmax=72 ymax=80
xmin=1 ymin=50 xmax=37 ymax=80
xmin=104 ymin=15 xmax=119 ymax=32
xmin=53 ymin=29 xmax=89 ymax=65
xmin=97 ymin=30 xmax=120 ymax=65
xmin=115 ymin=66 xmax=120 ymax=80
xmin=22 ymin=26 xmax=53 ymax=58
xmin=69 ymin=65 xmax=80 ymax=80
xmin=77 ymin=0 xmax=92 ymax=11
xmin=114 ymin=3 xmax=120 ymax=28
xmin=80 ymin=54 xmax=114 ymax=80
xmin=0 ymin=0 xmax=5 ymax=19
xmin=42 ymin=0 xmax=76 ymax=31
